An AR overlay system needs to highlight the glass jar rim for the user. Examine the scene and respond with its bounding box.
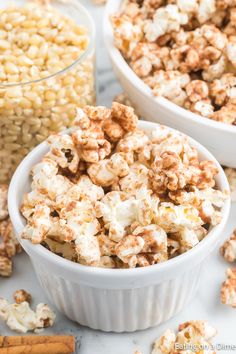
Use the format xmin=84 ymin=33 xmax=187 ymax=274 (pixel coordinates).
xmin=0 ymin=0 xmax=95 ymax=89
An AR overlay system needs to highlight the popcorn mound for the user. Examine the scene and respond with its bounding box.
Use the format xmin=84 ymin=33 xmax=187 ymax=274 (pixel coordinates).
xmin=111 ymin=0 xmax=236 ymax=125
xmin=0 ymin=185 xmax=22 ymax=277
xmin=20 ymin=103 xmax=228 ymax=268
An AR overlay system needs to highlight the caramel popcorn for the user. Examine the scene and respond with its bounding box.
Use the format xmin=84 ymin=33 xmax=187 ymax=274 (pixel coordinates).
xmin=220 ymin=229 xmax=236 ymax=262
xmin=112 ymin=0 xmax=236 ymax=125
xmin=20 ymin=103 xmax=228 ymax=268
xmin=0 ymin=297 xmax=55 ymax=333
xmin=221 ymin=268 xmax=236 ymax=308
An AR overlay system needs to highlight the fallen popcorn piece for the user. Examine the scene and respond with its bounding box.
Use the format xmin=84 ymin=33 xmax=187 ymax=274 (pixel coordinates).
xmin=0 ymin=255 xmax=12 ymax=277
xmin=221 ymin=268 xmax=236 ymax=308
xmin=0 ymin=297 xmax=56 ymax=333
xmin=0 ymin=185 xmax=8 ymax=221
xmin=224 ymin=167 xmax=236 ymax=202
xmin=152 ymin=328 xmax=176 ymax=354
xmin=13 ymin=290 xmax=32 ymax=304
xmin=220 ymin=229 xmax=236 ymax=262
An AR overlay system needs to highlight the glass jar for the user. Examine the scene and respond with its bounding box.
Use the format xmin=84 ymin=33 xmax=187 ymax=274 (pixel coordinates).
xmin=0 ymin=0 xmax=96 ymax=183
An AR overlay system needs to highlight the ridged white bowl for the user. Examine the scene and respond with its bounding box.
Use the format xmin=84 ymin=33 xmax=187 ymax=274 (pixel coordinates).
xmin=104 ymin=0 xmax=236 ymax=168
xmin=8 ymin=121 xmax=230 ymax=332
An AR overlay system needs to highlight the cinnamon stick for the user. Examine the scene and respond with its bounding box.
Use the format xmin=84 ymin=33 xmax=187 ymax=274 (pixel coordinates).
xmin=0 ymin=336 xmax=75 ymax=354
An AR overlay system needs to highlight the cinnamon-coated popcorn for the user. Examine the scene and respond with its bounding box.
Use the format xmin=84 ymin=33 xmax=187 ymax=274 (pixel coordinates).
xmin=152 ymin=329 xmax=176 ymax=354
xmin=149 ymin=320 xmax=217 ymax=354
xmin=0 ymin=297 xmax=55 ymax=333
xmin=13 ymin=290 xmax=32 ymax=305
xmin=0 ymin=256 xmax=12 ymax=277
xmin=112 ymin=1 xmax=236 ymax=125
xmin=224 ymin=167 xmax=236 ymax=201
xmin=0 ymin=185 xmax=8 ymax=221
xmin=220 ymin=229 xmax=236 ymax=262
xmin=0 ymin=184 xmax=22 ymax=277
xmin=221 ymin=268 xmax=236 ymax=308
xmin=46 ymin=134 xmax=80 ymax=173
xmin=20 ymin=103 xmax=227 ymax=268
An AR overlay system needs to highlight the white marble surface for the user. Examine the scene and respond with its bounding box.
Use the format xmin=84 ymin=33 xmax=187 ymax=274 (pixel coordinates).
xmin=1 ymin=2 xmax=236 ymax=353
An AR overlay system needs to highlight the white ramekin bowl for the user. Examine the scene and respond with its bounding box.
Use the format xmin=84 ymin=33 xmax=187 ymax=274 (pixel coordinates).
xmin=8 ymin=121 xmax=230 ymax=332
xmin=104 ymin=0 xmax=236 ymax=168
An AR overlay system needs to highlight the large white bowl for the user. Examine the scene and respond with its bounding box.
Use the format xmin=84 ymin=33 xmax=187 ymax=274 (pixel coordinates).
xmin=104 ymin=0 xmax=236 ymax=168
xmin=8 ymin=121 xmax=230 ymax=332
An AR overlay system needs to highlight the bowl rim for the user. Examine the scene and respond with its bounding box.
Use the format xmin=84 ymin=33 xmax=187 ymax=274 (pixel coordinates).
xmin=103 ymin=0 xmax=236 ymax=135
xmin=0 ymin=0 xmax=95 ymax=89
xmin=8 ymin=120 xmax=231 ymax=283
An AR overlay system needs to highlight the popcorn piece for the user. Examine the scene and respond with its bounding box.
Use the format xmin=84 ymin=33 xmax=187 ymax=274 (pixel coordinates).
xmin=114 ymin=162 xmax=150 ymax=194
xmin=177 ymin=320 xmax=217 ymax=343
xmin=220 ymin=229 xmax=236 ymax=262
xmin=98 ymin=256 xmax=117 ymax=268
xmin=44 ymin=237 xmax=77 ymax=261
xmin=0 ymin=184 xmax=8 ymax=221
xmin=0 ymin=219 xmax=22 ymax=258
xmin=97 ymin=233 xmax=117 ymax=256
xmin=149 ymin=70 xmax=190 ymax=106
xmin=46 ymin=134 xmax=80 ymax=173
xmin=186 ymin=80 xmax=209 ymax=103
xmin=144 ymin=5 xmax=188 ymax=42
xmin=221 ymin=268 xmax=236 ymax=308
xmin=155 ymin=202 xmax=203 ymax=233
xmin=35 ymin=303 xmax=56 ymax=329
xmin=76 ymin=234 xmax=101 ymax=265
xmin=0 ymin=255 xmax=12 ymax=277
xmin=133 ymin=224 xmax=168 ymax=261
xmin=21 ymin=204 xmax=52 ymax=244
xmin=111 ymin=15 xmax=143 ymax=58
xmin=115 ymin=235 xmax=145 ymax=267
xmin=72 ymin=130 xmax=111 ymax=163
xmin=87 ymin=153 xmax=129 ymax=187
xmin=210 ymin=74 xmax=236 ymax=106
xmin=152 ymin=329 xmax=176 ymax=354
xmin=116 ymin=130 xmax=150 ymax=163
xmin=13 ymin=290 xmax=32 ymax=304
xmin=224 ymin=167 xmax=236 ymax=201
xmin=102 ymin=102 xmax=138 ymax=143
xmin=95 ymin=192 xmax=138 ymax=242
xmin=0 ymin=298 xmax=55 ymax=333
xmin=56 ymin=175 xmax=104 ymax=206
xmin=197 ymin=0 xmax=216 ymax=24
xmin=212 ymin=102 xmax=236 ymax=125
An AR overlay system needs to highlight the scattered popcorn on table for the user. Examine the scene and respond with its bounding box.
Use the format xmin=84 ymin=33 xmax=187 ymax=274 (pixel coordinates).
xmin=111 ymin=0 xmax=236 ymax=125
xmin=134 ymin=320 xmax=217 ymax=354
xmin=20 ymin=103 xmax=228 ymax=268
xmin=0 ymin=296 xmax=55 ymax=333
xmin=0 ymin=185 xmax=22 ymax=277
xmin=224 ymin=167 xmax=236 ymax=202
xmin=221 ymin=268 xmax=236 ymax=308
xmin=220 ymin=229 xmax=236 ymax=262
